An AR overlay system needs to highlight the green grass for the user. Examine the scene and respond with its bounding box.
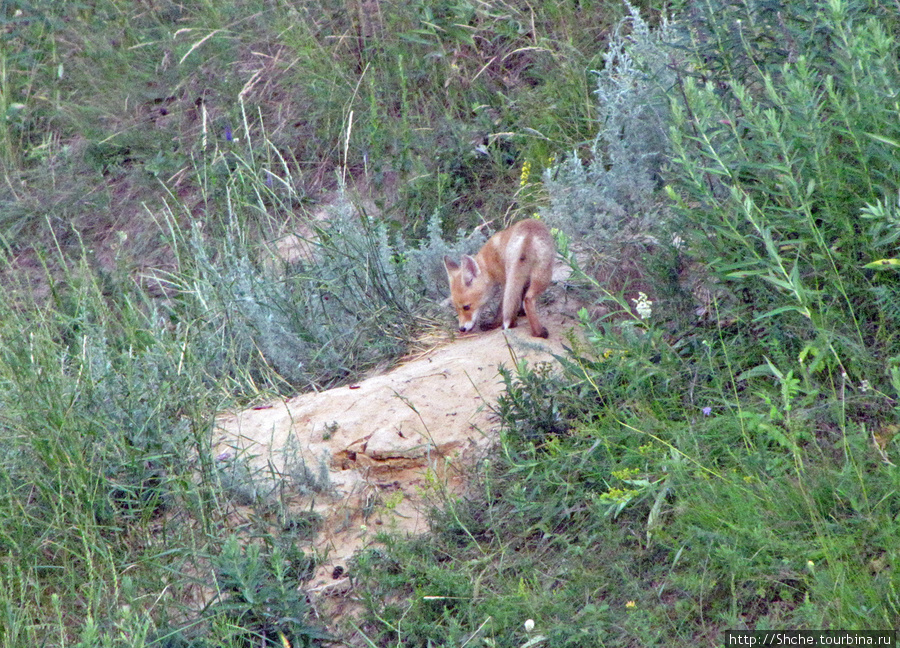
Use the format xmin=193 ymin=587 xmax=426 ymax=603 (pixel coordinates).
xmin=351 ymin=318 xmax=900 ymax=645
xmin=348 ymin=2 xmax=900 ymax=645
xmin=1 ymin=0 xmax=899 ymax=646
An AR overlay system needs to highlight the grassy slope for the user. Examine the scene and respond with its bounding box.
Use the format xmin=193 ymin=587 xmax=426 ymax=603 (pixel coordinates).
xmin=1 ymin=0 xmax=899 ymax=647
xmin=0 ymin=1 xmax=645 ymax=646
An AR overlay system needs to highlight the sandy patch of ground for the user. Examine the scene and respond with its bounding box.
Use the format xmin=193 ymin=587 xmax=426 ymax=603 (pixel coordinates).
xmin=213 ymin=277 xmax=580 ymax=630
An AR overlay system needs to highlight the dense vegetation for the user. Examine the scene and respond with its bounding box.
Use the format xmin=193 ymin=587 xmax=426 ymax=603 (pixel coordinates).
xmin=0 ymin=0 xmax=898 ymax=646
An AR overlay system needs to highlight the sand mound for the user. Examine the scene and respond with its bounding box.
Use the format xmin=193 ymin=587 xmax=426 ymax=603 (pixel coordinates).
xmin=214 ymin=276 xmax=579 ymax=633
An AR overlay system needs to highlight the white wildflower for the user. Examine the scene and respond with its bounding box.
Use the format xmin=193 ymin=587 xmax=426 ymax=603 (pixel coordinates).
xmin=633 ymin=292 xmax=653 ymax=320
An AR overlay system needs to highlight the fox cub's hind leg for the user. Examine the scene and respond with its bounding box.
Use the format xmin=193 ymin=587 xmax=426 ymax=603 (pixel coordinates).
xmin=523 ymin=279 xmax=549 ymax=338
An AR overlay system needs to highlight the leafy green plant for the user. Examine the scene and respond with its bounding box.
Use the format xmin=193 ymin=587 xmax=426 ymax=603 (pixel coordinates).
xmin=495 ymin=361 xmax=569 ymax=443
xmin=667 ymin=0 xmax=900 ymax=387
xmin=209 ymin=534 xmax=326 ymax=647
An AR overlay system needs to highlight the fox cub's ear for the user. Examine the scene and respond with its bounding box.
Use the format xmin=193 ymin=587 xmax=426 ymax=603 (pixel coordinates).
xmin=443 ymin=256 xmax=459 ymax=272
xmin=461 ymin=255 xmax=480 ymax=285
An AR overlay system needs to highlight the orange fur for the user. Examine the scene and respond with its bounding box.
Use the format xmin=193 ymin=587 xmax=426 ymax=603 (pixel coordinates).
xmin=443 ymin=219 xmax=554 ymax=338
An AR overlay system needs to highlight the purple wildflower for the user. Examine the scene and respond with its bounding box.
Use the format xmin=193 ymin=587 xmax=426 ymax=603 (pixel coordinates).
xmin=702 ymin=407 xmax=712 ymax=416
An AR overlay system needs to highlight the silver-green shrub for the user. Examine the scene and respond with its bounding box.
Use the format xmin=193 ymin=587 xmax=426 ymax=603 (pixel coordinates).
xmin=167 ymin=197 xmax=475 ymax=394
xmin=542 ymin=2 xmax=675 ymax=251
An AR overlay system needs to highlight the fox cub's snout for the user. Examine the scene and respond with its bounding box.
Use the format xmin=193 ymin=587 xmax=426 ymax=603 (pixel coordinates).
xmin=443 ymin=219 xmax=554 ymax=338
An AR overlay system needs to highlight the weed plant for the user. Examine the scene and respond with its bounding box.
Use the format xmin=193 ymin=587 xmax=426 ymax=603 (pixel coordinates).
xmin=667 ymin=0 xmax=900 ymax=386
xmin=540 ymin=2 xmax=675 ymax=315
xmin=0 ymin=256 xmax=206 ymax=645
xmin=209 ymin=534 xmax=327 ymax=647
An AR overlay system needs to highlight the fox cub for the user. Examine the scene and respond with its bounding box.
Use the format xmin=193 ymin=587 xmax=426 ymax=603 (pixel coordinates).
xmin=443 ymin=219 xmax=554 ymax=338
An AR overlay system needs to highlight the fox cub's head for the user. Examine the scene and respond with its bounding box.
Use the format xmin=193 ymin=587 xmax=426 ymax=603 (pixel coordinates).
xmin=443 ymin=255 xmax=491 ymax=333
